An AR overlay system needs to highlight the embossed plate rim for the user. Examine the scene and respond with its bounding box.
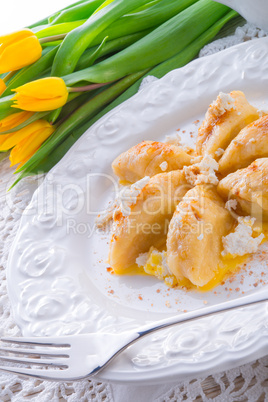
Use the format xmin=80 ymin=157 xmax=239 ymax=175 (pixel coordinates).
xmin=7 ymin=37 xmax=268 ymax=384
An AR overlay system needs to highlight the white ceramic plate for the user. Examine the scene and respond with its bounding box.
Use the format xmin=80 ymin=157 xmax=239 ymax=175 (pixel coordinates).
xmin=7 ymin=38 xmax=268 ymax=385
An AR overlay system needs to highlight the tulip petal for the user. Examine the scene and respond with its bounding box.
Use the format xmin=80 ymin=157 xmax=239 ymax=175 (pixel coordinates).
xmin=0 ymin=120 xmax=51 ymax=150
xmin=0 ymin=36 xmax=42 ymax=74
xmin=10 ymin=124 xmax=55 ymax=166
xmin=0 ymin=79 xmax=6 ymax=96
xmin=14 ymin=158 xmax=28 ymax=171
xmin=0 ymin=29 xmax=33 ymax=48
xmin=12 ymin=95 xmax=69 ymax=112
xmin=13 ymin=77 xmax=68 ymax=99
xmin=11 ymin=77 xmax=69 ymax=111
xmin=0 ymin=111 xmax=33 ymax=132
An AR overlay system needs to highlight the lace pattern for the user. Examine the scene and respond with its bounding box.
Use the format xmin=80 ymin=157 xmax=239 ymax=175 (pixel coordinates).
xmin=156 ymin=359 xmax=268 ymax=401
xmin=199 ymin=23 xmax=268 ymax=58
xmin=0 ymin=22 xmax=267 ymax=401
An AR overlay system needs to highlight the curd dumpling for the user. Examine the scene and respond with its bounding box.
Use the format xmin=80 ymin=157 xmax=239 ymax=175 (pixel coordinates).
xmin=108 ymin=170 xmax=191 ymax=274
xmin=112 ymin=141 xmax=192 ymax=183
xmin=218 ymin=158 xmax=268 ymax=220
xmin=167 ymin=185 xmax=234 ymax=287
xmin=196 ymin=91 xmax=259 ymax=159
xmin=219 ymin=115 xmax=268 ymax=175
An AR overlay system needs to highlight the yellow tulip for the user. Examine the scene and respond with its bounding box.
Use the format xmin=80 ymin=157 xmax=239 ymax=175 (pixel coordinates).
xmin=0 ymin=29 xmax=42 ymax=74
xmin=0 ymin=79 xmax=6 ymax=96
xmin=11 ymin=77 xmax=69 ymax=111
xmin=0 ymin=120 xmax=54 ymax=166
xmin=10 ymin=122 xmax=55 ymax=166
xmin=14 ymin=158 xmax=29 ymax=170
xmin=0 ymin=111 xmax=33 ymax=133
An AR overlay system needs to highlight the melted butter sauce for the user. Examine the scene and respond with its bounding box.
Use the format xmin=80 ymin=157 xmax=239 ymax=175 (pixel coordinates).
xmin=194 ymin=254 xmax=249 ymax=292
xmin=120 ymin=265 xmax=147 ymax=276
xmin=112 ymin=221 xmax=268 ymax=292
xmin=115 ymin=254 xmax=251 ymax=292
xmin=113 ymin=254 xmax=250 ymax=291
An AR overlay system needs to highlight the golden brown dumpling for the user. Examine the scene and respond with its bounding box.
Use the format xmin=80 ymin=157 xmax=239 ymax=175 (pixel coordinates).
xmin=218 ymin=158 xmax=268 ymax=220
xmin=112 ymin=140 xmax=192 ymax=183
xmin=167 ymin=185 xmax=234 ymax=287
xmin=109 ymin=170 xmax=191 ymax=274
xmin=219 ymin=115 xmax=268 ymax=175
xmin=196 ymin=91 xmax=259 ymax=159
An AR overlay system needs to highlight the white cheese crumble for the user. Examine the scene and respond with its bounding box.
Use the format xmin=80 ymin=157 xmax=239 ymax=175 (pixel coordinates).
xmin=211 ymin=92 xmax=236 ymax=117
xmin=165 ymin=276 xmax=177 ymax=287
xmin=118 ymin=176 xmax=150 ymax=216
xmin=144 ymin=250 xmax=171 ymax=279
xmin=131 ymin=176 xmax=150 ymax=191
xmin=215 ymin=148 xmax=225 ymax=158
xmin=137 ymin=248 xmax=172 ymax=280
xmin=183 ymin=154 xmax=219 ymax=186
xmin=95 ymin=203 xmax=115 ymax=228
xmin=98 ymin=176 xmax=151 ymax=223
xmin=165 ymin=132 xmax=181 ymax=146
xmin=136 ymin=252 xmax=148 ymax=267
xmin=160 ymin=161 xmax=168 ymax=171
xmin=225 ymin=199 xmax=237 ymax=212
xmin=221 ymin=216 xmax=264 ymax=257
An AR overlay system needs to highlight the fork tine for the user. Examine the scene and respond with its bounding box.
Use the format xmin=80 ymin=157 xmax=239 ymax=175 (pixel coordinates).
xmin=1 ymin=336 xmax=71 ymax=348
xmin=0 ymin=365 xmax=72 ymax=381
xmin=0 ymin=355 xmax=68 ymax=368
xmin=0 ymin=347 xmax=69 ymax=358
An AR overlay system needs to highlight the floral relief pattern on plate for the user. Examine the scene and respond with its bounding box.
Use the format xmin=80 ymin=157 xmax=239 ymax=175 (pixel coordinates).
xmin=7 ymin=37 xmax=268 ymax=384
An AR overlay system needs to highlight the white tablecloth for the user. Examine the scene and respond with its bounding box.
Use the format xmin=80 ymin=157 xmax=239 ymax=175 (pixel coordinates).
xmin=0 ymin=22 xmax=267 ymax=402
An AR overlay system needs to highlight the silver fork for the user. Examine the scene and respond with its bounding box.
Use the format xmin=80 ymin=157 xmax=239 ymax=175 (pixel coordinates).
xmin=0 ymin=288 xmax=267 ymax=381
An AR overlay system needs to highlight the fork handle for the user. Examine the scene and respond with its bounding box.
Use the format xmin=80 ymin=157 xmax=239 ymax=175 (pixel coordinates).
xmin=132 ymin=288 xmax=268 ymax=341
xmin=101 ymin=289 xmax=268 ymax=375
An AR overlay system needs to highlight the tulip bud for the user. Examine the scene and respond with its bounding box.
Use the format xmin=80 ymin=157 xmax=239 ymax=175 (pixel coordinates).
xmin=0 ymin=29 xmax=42 ymax=73
xmin=0 ymin=119 xmax=54 ymax=167
xmin=11 ymin=77 xmax=69 ymax=111
xmin=0 ymin=111 xmax=33 ymax=133
xmin=9 ymin=120 xmax=55 ymax=166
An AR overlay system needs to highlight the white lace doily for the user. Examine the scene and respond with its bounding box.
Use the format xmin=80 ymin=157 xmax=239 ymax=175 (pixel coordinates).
xmin=199 ymin=22 xmax=268 ymax=57
xmin=0 ymin=22 xmax=267 ymax=402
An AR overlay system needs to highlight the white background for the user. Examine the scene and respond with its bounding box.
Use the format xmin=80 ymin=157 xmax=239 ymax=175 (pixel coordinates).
xmin=1 ymin=0 xmax=75 ymax=35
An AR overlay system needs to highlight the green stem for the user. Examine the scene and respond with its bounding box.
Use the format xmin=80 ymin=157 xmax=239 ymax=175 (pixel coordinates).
xmin=2 ymin=46 xmax=59 ymax=98
xmin=39 ymin=34 xmax=67 ymax=44
xmin=15 ymin=70 xmax=149 ymax=176
xmin=50 ymin=0 xmax=104 ymax=25
xmin=28 ymin=0 xmax=90 ymax=28
xmin=3 ymin=71 xmax=17 ymax=83
xmin=88 ymin=0 xmax=198 ymax=47
xmin=75 ymin=29 xmax=152 ymax=71
xmin=0 ymin=112 xmax=50 ymax=135
xmin=56 ymin=91 xmax=99 ymax=125
xmin=35 ymin=20 xmax=86 ymax=39
xmin=21 ymin=10 xmax=238 ymax=178
xmin=0 ymin=95 xmax=16 ymax=120
xmin=75 ymin=35 xmax=109 ymax=70
xmin=63 ymin=0 xmax=231 ymax=85
xmin=68 ymin=82 xmax=112 ymax=92
xmin=52 ymin=0 xmax=156 ymax=76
